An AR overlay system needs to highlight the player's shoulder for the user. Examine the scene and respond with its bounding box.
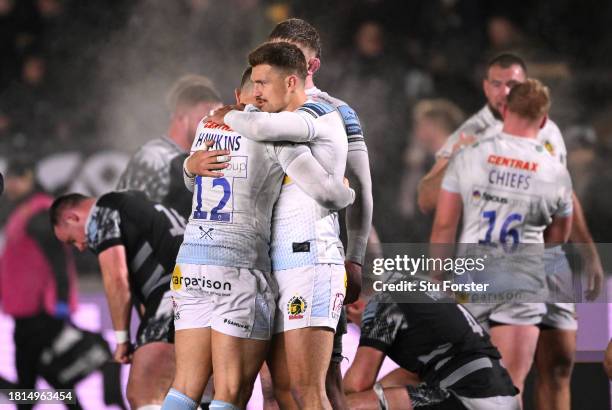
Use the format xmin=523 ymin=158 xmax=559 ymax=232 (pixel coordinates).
xmin=99 ymin=190 xmax=147 ymax=211
xmin=297 ymin=99 xmax=336 ymax=119
xmin=310 ymin=90 xmax=364 ymax=139
xmin=132 ymin=137 xmax=182 ymax=163
xmin=457 ymin=106 xmax=497 ymax=136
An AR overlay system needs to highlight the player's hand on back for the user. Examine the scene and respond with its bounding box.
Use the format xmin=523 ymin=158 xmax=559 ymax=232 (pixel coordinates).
xmin=186 ymin=140 xmax=231 ymax=178
xmin=113 ymin=342 xmax=133 ymax=364
xmin=209 ymin=104 xmax=245 ymax=125
xmin=452 ymin=133 xmax=476 ymax=154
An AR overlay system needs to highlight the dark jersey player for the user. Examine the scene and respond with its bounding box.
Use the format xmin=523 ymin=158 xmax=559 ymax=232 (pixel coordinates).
xmin=51 ymin=190 xmax=185 ymax=409
xmin=344 ymin=290 xmax=519 ymax=410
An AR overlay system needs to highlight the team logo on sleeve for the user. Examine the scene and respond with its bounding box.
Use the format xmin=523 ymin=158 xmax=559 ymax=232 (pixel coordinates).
xmin=171 ymin=265 xmax=182 ymax=291
xmin=544 ymin=140 xmax=555 ymax=156
xmin=287 ymin=295 xmax=307 ymax=320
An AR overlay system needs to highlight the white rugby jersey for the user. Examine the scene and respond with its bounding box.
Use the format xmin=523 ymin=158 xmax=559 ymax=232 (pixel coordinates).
xmin=437 ymin=105 xmax=567 ymax=166
xmin=178 ymin=113 xmax=353 ymax=272
xmin=442 ymin=133 xmax=573 ymax=245
xmin=307 ymin=87 xmax=372 ymax=265
xmin=225 ymin=99 xmax=349 ymax=271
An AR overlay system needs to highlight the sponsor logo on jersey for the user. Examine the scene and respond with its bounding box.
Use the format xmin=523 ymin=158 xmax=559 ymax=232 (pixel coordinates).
xmin=475 ymin=191 xmax=509 ymax=204
xmin=203 ymin=120 xmax=232 ymax=132
xmin=487 ymin=155 xmax=539 ymax=172
xmin=472 ymin=190 xmax=482 ymax=201
xmin=171 ymin=265 xmax=182 ymax=290
xmin=287 ymin=295 xmax=307 ymax=320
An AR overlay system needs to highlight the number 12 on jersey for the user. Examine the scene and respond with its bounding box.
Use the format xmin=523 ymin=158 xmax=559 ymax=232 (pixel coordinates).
xmin=193 ymin=176 xmax=233 ymax=223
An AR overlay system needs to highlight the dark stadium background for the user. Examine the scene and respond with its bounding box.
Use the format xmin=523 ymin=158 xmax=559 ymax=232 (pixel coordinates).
xmin=0 ymin=0 xmax=611 ymax=409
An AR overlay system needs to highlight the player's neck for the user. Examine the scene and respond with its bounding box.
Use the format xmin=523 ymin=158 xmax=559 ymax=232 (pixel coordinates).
xmin=166 ymin=124 xmax=190 ymax=151
xmin=285 ymin=89 xmax=308 ymax=112
xmin=305 ymin=75 xmax=316 ymax=90
xmin=502 ymin=121 xmax=539 ymax=139
xmin=80 ymin=198 xmax=97 ymax=218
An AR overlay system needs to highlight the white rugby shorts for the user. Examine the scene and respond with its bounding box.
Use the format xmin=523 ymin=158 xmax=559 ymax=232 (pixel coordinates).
xmin=273 ymin=263 xmax=346 ymax=333
xmin=171 ymin=263 xmax=278 ymax=340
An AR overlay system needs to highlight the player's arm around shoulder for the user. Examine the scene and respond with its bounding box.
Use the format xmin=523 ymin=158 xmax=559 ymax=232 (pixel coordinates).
xmin=224 ymin=107 xmax=315 ymax=143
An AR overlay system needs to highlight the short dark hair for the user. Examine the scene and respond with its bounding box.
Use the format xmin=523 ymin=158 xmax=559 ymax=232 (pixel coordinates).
xmin=248 ymin=42 xmax=308 ymax=80
xmin=486 ymin=53 xmax=527 ymax=77
xmin=166 ymin=75 xmax=221 ymax=112
xmin=240 ymin=67 xmax=252 ymax=90
xmin=268 ymin=18 xmax=322 ymax=58
xmin=50 ymin=193 xmax=88 ymax=226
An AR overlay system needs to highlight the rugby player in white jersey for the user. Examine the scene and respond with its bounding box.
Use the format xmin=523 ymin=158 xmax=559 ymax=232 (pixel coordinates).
xmin=419 ymin=54 xmax=603 ymax=410
xmin=161 ymin=45 xmax=354 ymax=410
xmin=430 ymin=79 xmax=574 ymax=405
xmin=209 ymin=39 xmax=358 ymax=408
xmin=268 ymin=18 xmax=373 ymax=409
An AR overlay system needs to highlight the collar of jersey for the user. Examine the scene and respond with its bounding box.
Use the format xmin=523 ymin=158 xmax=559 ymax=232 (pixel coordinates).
xmin=161 ymin=135 xmax=186 ymax=153
xmin=500 ymin=131 xmax=540 ymax=145
xmin=305 ymin=86 xmax=321 ymax=96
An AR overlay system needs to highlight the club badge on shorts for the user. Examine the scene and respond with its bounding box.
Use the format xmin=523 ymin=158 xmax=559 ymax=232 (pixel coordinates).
xmin=287 ymin=295 xmax=307 ymax=320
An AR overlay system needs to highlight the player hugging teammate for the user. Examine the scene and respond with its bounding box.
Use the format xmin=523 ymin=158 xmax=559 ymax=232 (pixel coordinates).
xmin=50 ymin=18 xmax=593 ymax=410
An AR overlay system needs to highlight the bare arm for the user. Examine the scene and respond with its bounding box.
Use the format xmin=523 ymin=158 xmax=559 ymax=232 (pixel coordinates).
xmin=98 ymin=245 xmax=132 ymax=363
xmin=343 ymin=346 xmax=386 ymax=394
xmin=417 ymin=157 xmax=449 ymax=215
xmin=378 ymin=368 xmax=420 ymax=388
xmin=569 ymin=192 xmax=604 ymax=300
xmin=544 ymin=215 xmax=573 ymax=244
xmin=429 ymin=190 xmax=463 ymax=280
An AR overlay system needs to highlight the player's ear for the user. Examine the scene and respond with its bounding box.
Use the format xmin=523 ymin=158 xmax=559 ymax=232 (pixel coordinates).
xmin=234 ymin=88 xmax=241 ymax=105
xmin=286 ymin=74 xmax=297 ymax=91
xmin=307 ymin=57 xmax=320 ymax=76
xmin=540 ymin=115 xmax=547 ymax=129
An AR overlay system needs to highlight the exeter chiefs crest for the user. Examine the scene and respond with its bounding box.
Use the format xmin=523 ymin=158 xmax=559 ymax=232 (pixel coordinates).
xmin=543 ymin=140 xmax=555 ymax=156
xmin=287 ymin=295 xmax=307 ymax=320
